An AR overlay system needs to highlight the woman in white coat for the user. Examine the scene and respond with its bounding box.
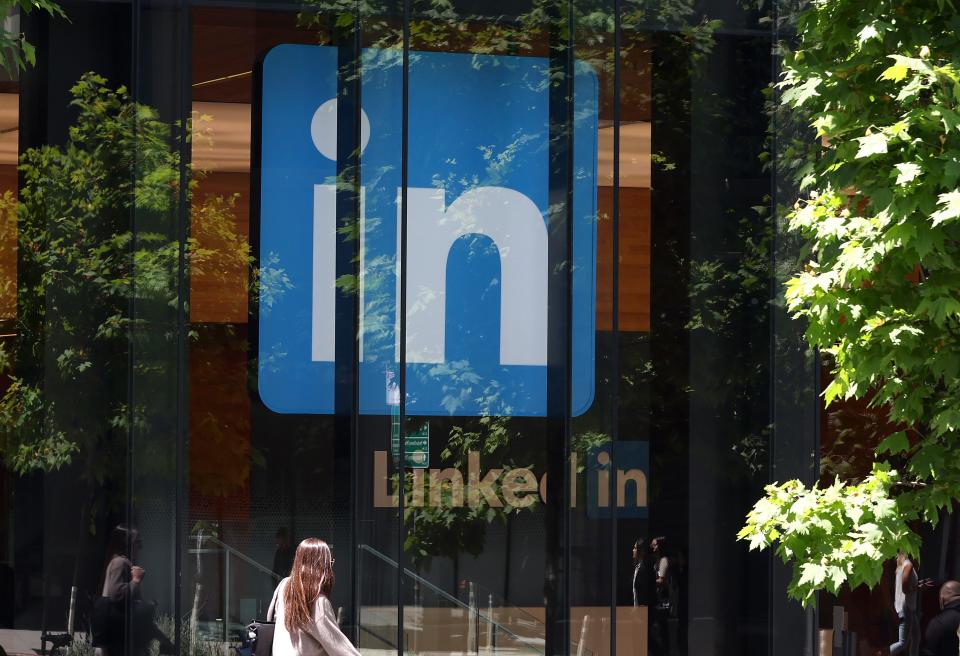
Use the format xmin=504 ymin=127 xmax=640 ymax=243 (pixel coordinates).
xmin=268 ymin=538 xmax=360 ymax=656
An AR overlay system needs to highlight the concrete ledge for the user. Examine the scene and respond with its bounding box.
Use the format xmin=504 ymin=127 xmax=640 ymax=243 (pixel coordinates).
xmin=0 ymin=629 xmax=45 ymax=656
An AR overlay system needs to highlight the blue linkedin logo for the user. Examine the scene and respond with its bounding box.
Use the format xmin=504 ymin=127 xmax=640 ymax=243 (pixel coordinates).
xmin=257 ymin=45 xmax=598 ymax=417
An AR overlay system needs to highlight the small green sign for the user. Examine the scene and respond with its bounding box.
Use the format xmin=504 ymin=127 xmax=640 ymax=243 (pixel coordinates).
xmin=391 ymin=407 xmax=430 ymax=468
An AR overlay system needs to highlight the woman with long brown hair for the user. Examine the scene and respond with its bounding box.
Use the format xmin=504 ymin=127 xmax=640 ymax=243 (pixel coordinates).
xmin=267 ymin=538 xmax=359 ymax=656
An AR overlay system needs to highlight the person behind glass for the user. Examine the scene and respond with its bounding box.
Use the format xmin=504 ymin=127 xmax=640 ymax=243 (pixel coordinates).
xmin=631 ymin=538 xmax=652 ymax=608
xmin=268 ymin=538 xmax=359 ymax=656
xmin=273 ymin=527 xmax=295 ymax=582
xmin=649 ymin=536 xmax=671 ymax=656
xmin=921 ymin=580 xmax=960 ymax=656
xmin=93 ymin=525 xmax=174 ymax=656
xmin=891 ymin=551 xmax=921 ymax=656
xmin=101 ymin=525 xmax=143 ymax=605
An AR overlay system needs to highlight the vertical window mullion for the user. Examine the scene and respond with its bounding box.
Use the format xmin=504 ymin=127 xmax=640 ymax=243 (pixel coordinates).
xmin=546 ymin=0 xmax=574 ymax=654
xmin=174 ymin=0 xmax=191 ymax=648
xmin=334 ymin=0 xmax=364 ymax=642
xmin=609 ymin=1 xmax=621 ymax=655
xmin=398 ymin=0 xmax=410 ymax=654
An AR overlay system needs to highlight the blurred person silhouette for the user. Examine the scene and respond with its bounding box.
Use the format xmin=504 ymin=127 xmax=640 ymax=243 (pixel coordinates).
xmin=650 ymin=536 xmax=671 ymax=656
xmin=273 ymin=528 xmax=295 ymax=582
xmin=921 ymin=580 xmax=960 ymax=656
xmin=268 ymin=538 xmax=359 ymax=656
xmin=101 ymin=526 xmax=142 ymax=604
xmin=632 ymin=538 xmax=653 ymax=608
xmin=92 ymin=525 xmax=173 ymax=656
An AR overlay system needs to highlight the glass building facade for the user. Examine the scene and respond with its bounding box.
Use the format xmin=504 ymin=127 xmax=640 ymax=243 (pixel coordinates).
xmin=0 ymin=1 xmax=828 ymax=655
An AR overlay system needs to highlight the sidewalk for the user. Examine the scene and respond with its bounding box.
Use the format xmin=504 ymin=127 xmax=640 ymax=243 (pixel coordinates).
xmin=0 ymin=629 xmax=43 ymax=656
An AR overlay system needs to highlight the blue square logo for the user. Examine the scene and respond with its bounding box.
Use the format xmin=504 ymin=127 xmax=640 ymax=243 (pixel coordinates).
xmin=257 ymin=45 xmax=598 ymax=416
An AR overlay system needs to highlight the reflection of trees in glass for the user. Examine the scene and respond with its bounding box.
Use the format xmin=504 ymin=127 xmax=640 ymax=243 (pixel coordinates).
xmin=402 ymin=417 xmax=529 ymax=567
xmin=0 ymin=191 xmax=16 ymax=319
xmin=291 ymin=0 xmax=735 ymax=566
xmin=399 ymin=415 xmax=610 ymax=569
xmin=188 ymin=187 xmax=260 ymax=500
xmin=0 ymin=73 xmax=182 ymax=476
xmin=612 ymin=15 xmax=775 ymax=503
xmin=191 ymin=191 xmax=250 ymax=287
xmin=0 ymin=74 xmax=254 ymax=498
xmin=299 ymin=0 xmax=721 ymax=64
xmin=686 ymin=208 xmax=772 ymax=477
xmin=293 ymin=2 xmax=781 ymax=584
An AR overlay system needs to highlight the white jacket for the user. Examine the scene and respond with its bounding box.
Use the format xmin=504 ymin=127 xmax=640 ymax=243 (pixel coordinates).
xmin=267 ymin=578 xmax=360 ymax=656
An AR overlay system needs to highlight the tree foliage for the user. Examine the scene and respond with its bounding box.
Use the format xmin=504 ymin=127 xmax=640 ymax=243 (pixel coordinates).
xmin=293 ymin=0 xmax=729 ymax=568
xmin=739 ymin=0 xmax=960 ymax=603
xmin=0 ymin=74 xmax=253 ymax=497
xmin=0 ymin=0 xmax=66 ymax=75
xmin=0 ymin=73 xmax=182 ymax=476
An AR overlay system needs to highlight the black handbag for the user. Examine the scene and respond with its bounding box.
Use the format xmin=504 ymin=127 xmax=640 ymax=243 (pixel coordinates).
xmin=240 ymin=620 xmax=275 ymax=656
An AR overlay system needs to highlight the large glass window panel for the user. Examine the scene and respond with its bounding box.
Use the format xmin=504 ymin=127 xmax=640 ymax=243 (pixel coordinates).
xmin=396 ymin=5 xmax=569 ymax=655
xmin=2 ymin=1 xmax=193 ymax=654
xmin=131 ymin=1 xmax=191 ymax=651
xmin=570 ymin=2 xmax=619 ymax=656
xmin=672 ymin=6 xmax=775 ymax=653
xmin=188 ymin=3 xmax=364 ymax=646
xmin=6 ymin=2 xmax=140 ymax=651
xmin=355 ymin=2 xmax=403 ymax=649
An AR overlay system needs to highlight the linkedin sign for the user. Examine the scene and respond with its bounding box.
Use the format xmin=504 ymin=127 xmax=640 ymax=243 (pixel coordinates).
xmin=257 ymin=45 xmax=598 ymax=416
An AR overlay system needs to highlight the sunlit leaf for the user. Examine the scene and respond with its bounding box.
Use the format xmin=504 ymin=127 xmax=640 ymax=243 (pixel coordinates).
xmin=895 ymin=162 xmax=921 ymax=185
xmin=856 ymin=132 xmax=888 ymax=158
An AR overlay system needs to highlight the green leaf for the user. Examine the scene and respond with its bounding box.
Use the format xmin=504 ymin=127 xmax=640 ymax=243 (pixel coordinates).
xmin=887 ymin=54 xmax=930 ymax=76
xmin=940 ymin=107 xmax=960 ymax=135
xmin=895 ymin=162 xmax=921 ymax=185
xmin=943 ymin=159 xmax=960 ymax=188
xmin=856 ymin=133 xmax=888 ymax=159
xmin=21 ymin=39 xmax=35 ymax=67
xmin=880 ymin=62 xmax=910 ymax=83
xmin=896 ymin=75 xmax=925 ymax=102
xmin=798 ymin=562 xmax=827 ymax=587
xmin=914 ymin=224 xmax=935 ymax=257
xmin=932 ymin=191 xmax=960 ymax=226
xmin=783 ymin=76 xmax=822 ymax=108
xmin=813 ymin=113 xmax=838 ymax=137
xmin=857 ymin=24 xmax=880 ymax=46
xmin=876 ymin=431 xmax=909 ymax=455
xmin=918 ymin=295 xmax=960 ymax=327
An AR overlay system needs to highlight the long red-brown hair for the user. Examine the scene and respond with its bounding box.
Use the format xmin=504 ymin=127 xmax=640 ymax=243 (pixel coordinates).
xmin=284 ymin=538 xmax=335 ymax=631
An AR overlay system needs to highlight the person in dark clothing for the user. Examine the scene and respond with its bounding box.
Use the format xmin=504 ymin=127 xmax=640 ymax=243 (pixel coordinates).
xmin=632 ymin=539 xmax=653 ymax=607
xmin=649 ymin=536 xmax=671 ymax=656
xmin=921 ymin=580 xmax=960 ymax=656
xmin=93 ymin=525 xmax=174 ymax=656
